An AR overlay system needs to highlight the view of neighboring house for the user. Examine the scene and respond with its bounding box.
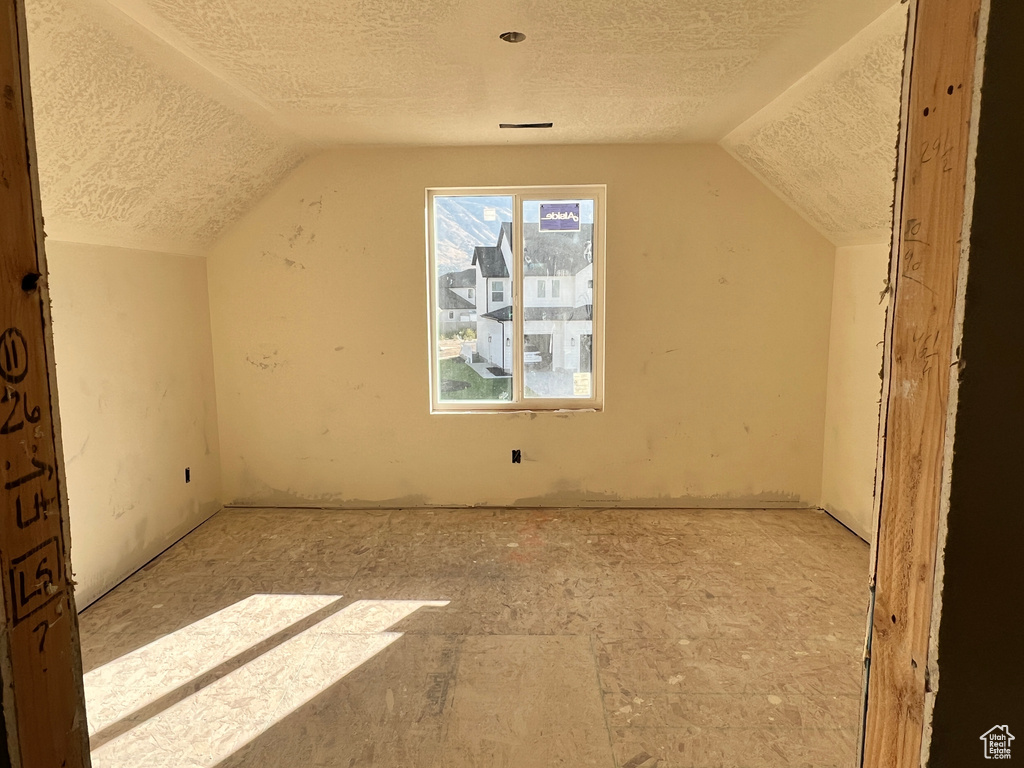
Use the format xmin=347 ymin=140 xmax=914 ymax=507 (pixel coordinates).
xmin=474 ymin=221 xmax=594 ymax=376
xmin=437 ymin=268 xmax=477 ymax=335
xmin=472 ymin=231 xmax=513 ymax=371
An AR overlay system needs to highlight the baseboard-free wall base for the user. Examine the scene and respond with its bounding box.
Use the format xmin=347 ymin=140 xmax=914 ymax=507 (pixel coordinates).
xmin=76 ymin=500 xmax=222 ymax=612
xmin=223 ymin=500 xmax=818 ymax=511
xmin=79 ymin=503 xmax=851 ymax=617
xmin=818 ymin=504 xmax=871 ymax=542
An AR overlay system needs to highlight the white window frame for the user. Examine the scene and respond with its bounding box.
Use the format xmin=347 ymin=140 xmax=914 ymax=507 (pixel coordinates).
xmin=426 ymin=185 xmax=606 ymax=413
xmin=491 ymin=281 xmax=504 ymax=304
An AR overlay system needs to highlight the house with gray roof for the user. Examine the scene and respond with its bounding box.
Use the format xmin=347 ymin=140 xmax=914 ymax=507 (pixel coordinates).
xmin=437 ymin=267 xmax=478 ymax=335
xmin=473 ymin=221 xmax=595 ymax=378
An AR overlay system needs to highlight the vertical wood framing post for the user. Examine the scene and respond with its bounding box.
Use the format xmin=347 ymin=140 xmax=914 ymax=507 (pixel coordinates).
xmin=1 ymin=0 xmax=90 ymax=765
xmin=923 ymin=0 xmax=1024 ymax=759
xmin=863 ymin=0 xmax=985 ymax=765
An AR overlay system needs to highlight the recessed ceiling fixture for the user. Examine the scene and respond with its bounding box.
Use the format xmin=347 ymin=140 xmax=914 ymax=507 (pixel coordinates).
xmin=499 ymin=31 xmax=526 ymax=43
xmin=499 ymin=122 xmax=553 ymax=129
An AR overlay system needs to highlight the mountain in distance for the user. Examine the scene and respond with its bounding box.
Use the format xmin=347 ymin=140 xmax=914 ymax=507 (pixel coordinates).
xmin=433 ymin=197 xmax=595 ymax=274
xmin=434 ymin=196 xmax=512 ymax=274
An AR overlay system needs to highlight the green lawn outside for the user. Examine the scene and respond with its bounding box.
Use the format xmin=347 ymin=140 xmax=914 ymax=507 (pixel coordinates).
xmin=439 ymin=358 xmax=511 ymax=401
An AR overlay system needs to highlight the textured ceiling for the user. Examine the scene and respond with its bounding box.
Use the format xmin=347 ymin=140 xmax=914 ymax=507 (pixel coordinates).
xmin=722 ymin=3 xmax=908 ymax=245
xmin=24 ymin=0 xmax=904 ymax=254
xmin=94 ymin=0 xmax=894 ymax=145
xmin=25 ymin=0 xmax=305 ymax=255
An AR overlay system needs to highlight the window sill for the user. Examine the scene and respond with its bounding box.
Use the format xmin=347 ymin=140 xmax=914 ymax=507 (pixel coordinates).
xmin=430 ymin=406 xmax=602 ymax=415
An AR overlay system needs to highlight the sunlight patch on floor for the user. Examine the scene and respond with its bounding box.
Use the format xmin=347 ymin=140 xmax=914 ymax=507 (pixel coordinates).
xmin=87 ymin=597 xmax=448 ymax=768
xmin=85 ymin=594 xmax=342 ymax=735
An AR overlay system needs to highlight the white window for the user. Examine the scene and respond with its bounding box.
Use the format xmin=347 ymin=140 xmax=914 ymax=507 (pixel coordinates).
xmin=448 ymin=312 xmax=454 ymax=319
xmin=468 ymin=288 xmax=475 ymax=299
xmin=427 ymin=185 xmax=606 ymax=412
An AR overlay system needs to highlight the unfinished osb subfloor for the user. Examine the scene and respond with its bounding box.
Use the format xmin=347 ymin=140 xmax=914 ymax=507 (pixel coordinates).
xmin=78 ymin=507 xmax=870 ymax=768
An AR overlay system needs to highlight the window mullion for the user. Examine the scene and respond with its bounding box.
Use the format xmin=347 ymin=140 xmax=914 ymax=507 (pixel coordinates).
xmin=512 ymin=193 xmax=525 ymax=406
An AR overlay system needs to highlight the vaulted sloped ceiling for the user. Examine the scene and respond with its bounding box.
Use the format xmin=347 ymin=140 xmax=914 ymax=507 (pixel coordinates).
xmin=722 ymin=4 xmax=908 ymax=245
xmin=26 ymin=0 xmax=306 ymax=255
xmin=25 ymin=0 xmax=904 ymax=255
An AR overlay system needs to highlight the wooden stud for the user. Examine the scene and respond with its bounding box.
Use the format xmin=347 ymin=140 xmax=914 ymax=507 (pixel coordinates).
xmin=863 ymin=0 xmax=984 ymax=765
xmin=0 ymin=0 xmax=90 ymax=765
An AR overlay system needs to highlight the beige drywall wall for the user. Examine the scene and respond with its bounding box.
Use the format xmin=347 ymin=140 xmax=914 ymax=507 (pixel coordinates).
xmin=206 ymin=144 xmax=835 ymax=508
xmin=47 ymin=241 xmax=222 ymax=607
xmin=820 ymin=243 xmax=890 ymax=539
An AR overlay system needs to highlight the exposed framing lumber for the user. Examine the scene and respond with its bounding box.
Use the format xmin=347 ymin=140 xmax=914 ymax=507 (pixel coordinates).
xmin=0 ymin=0 xmax=90 ymax=765
xmin=862 ymin=0 xmax=986 ymax=765
xmin=922 ymin=0 xmax=1024 ymax=757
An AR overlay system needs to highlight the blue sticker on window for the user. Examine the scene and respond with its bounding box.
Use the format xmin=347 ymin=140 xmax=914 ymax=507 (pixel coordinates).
xmin=539 ymin=202 xmax=581 ymax=231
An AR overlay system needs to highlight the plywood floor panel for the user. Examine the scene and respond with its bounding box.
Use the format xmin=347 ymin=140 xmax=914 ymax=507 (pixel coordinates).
xmin=77 ymin=507 xmax=869 ymax=767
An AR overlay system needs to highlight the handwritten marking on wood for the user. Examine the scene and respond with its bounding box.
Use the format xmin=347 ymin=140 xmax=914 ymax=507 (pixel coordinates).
xmin=863 ymin=0 xmax=983 ymax=765
xmin=10 ymin=536 xmax=62 ymax=624
xmin=1 ymin=0 xmax=89 ymax=765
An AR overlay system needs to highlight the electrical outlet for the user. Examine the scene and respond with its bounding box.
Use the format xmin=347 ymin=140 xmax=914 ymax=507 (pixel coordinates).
xmin=511 ymin=450 xmax=521 ymax=464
